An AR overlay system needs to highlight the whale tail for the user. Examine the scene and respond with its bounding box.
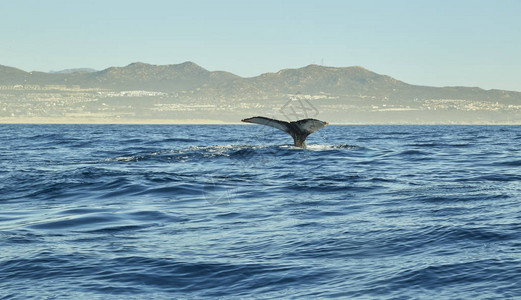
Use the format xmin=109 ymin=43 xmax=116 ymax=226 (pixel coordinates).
xmin=241 ymin=116 xmax=329 ymax=148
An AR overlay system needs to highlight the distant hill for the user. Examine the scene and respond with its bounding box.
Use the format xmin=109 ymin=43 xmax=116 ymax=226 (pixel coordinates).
xmin=49 ymin=68 xmax=98 ymax=74
xmin=0 ymin=65 xmax=31 ymax=84
xmin=247 ymin=64 xmax=409 ymax=95
xmin=1 ymin=61 xmax=520 ymax=104
xmin=2 ymin=61 xmax=521 ymax=124
xmin=0 ymin=62 xmax=241 ymax=91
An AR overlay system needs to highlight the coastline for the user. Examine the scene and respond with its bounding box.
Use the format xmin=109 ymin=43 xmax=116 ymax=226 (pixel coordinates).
xmin=0 ymin=117 xmax=242 ymax=125
xmin=1 ymin=117 xmax=521 ymax=125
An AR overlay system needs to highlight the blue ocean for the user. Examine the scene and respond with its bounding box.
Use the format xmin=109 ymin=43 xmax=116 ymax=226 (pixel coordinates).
xmin=1 ymin=124 xmax=521 ymax=299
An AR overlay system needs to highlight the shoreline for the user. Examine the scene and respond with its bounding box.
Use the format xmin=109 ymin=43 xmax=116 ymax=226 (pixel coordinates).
xmin=1 ymin=117 xmax=521 ymax=125
xmin=0 ymin=117 xmax=241 ymax=125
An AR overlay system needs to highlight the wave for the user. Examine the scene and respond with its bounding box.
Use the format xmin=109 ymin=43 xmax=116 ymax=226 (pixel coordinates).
xmin=0 ymin=252 xmax=327 ymax=298
xmin=101 ymin=143 xmax=359 ymax=164
xmin=4 ymin=125 xmax=521 ymax=299
xmin=368 ymin=259 xmax=521 ymax=298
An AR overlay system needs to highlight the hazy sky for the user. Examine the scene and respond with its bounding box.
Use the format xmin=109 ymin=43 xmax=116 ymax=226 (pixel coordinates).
xmin=1 ymin=0 xmax=520 ymax=91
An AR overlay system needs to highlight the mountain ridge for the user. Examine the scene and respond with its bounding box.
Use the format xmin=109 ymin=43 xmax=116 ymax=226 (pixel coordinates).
xmin=0 ymin=61 xmax=517 ymax=92
xmin=50 ymin=68 xmax=98 ymax=74
xmin=1 ymin=62 xmax=520 ymax=106
xmin=2 ymin=61 xmax=521 ymax=124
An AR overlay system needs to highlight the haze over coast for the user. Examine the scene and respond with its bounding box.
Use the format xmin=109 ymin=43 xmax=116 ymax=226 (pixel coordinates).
xmin=1 ymin=62 xmax=521 ymax=124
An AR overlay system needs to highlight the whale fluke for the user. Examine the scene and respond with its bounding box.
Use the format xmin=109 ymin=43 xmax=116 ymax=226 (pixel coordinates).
xmin=241 ymin=116 xmax=328 ymax=148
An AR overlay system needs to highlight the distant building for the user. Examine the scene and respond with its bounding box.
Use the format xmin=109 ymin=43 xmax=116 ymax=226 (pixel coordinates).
xmin=44 ymin=85 xmax=67 ymax=90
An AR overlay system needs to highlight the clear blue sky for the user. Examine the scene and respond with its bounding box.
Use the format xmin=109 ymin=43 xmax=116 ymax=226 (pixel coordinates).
xmin=1 ymin=0 xmax=520 ymax=91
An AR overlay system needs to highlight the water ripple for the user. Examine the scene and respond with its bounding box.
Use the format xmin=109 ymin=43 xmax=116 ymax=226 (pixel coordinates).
xmin=2 ymin=124 xmax=521 ymax=299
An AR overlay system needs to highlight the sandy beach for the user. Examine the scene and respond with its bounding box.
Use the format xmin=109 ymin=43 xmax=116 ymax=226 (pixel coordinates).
xmin=0 ymin=117 xmax=243 ymax=125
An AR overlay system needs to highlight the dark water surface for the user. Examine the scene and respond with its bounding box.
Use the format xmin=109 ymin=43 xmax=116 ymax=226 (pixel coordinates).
xmin=1 ymin=124 xmax=521 ymax=299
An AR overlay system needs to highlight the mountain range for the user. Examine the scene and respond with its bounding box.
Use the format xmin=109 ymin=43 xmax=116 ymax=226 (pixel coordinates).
xmin=49 ymin=68 xmax=98 ymax=74
xmin=1 ymin=61 xmax=520 ymax=103
xmin=1 ymin=62 xmax=521 ymax=124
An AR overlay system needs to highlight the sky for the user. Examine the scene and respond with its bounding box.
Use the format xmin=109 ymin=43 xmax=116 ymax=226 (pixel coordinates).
xmin=1 ymin=0 xmax=520 ymax=91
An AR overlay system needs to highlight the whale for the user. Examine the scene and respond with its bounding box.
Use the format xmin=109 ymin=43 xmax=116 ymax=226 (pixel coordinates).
xmin=241 ymin=116 xmax=329 ymax=148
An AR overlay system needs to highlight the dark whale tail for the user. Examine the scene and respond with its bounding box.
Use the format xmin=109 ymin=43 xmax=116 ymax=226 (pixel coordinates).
xmin=241 ymin=116 xmax=328 ymax=148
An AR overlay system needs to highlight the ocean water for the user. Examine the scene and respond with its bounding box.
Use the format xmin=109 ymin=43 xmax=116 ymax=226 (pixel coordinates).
xmin=1 ymin=124 xmax=521 ymax=299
